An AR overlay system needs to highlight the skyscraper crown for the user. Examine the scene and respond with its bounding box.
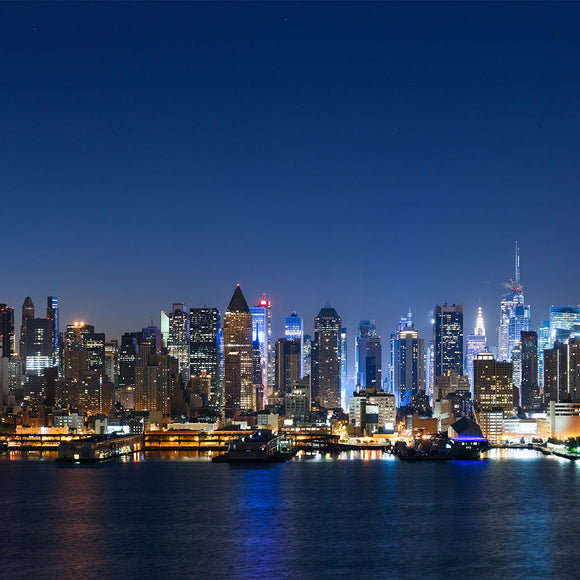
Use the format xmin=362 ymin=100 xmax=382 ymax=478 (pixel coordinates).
xmin=227 ymin=285 xmax=250 ymax=313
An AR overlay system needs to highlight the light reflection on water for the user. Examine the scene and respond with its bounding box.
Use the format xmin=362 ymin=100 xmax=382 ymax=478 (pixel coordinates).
xmin=2 ymin=448 xmax=580 ymax=578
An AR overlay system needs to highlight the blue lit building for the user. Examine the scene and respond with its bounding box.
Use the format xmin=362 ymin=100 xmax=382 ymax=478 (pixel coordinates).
xmin=537 ymin=320 xmax=550 ymax=395
xmin=465 ymin=307 xmax=487 ymax=391
xmin=355 ymin=320 xmax=381 ymax=391
xmin=549 ymin=306 xmax=580 ymax=345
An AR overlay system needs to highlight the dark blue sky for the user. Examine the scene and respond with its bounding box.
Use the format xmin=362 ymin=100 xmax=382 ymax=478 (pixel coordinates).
xmin=1 ymin=2 xmax=579 ymax=364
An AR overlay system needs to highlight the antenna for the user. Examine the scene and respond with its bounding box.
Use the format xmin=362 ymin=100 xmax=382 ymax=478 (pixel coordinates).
xmin=515 ymin=240 xmax=520 ymax=289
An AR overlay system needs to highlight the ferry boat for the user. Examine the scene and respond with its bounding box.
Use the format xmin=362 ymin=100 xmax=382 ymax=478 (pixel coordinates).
xmin=212 ymin=430 xmax=294 ymax=463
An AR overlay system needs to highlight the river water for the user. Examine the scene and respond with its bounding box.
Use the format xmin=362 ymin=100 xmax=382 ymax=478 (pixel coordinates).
xmin=1 ymin=449 xmax=579 ymax=579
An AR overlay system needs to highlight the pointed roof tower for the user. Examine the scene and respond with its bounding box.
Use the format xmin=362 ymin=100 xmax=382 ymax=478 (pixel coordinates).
xmin=227 ymin=285 xmax=250 ymax=313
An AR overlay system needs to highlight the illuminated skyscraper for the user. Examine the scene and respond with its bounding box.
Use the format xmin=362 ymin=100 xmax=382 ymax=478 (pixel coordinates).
xmin=537 ymin=320 xmax=550 ymax=395
xmin=167 ymin=303 xmax=190 ymax=382
xmin=47 ymin=296 xmax=58 ymax=368
xmin=190 ymin=307 xmax=221 ymax=408
xmin=341 ymin=327 xmax=348 ymax=408
xmin=465 ymin=307 xmax=487 ymax=391
xmin=498 ymin=243 xmax=531 ymax=362
xmin=250 ymin=294 xmax=273 ymax=399
xmin=433 ymin=303 xmax=463 ymax=377
xmin=391 ymin=312 xmax=425 ymax=407
xmin=549 ymin=306 xmax=580 ymax=346
xmin=224 ymin=286 xmax=254 ymax=410
xmin=119 ymin=332 xmax=139 ymax=388
xmin=312 ymin=304 xmax=341 ymax=409
xmin=303 ymin=334 xmax=312 ymax=379
xmin=285 ymin=312 xmax=304 ymax=377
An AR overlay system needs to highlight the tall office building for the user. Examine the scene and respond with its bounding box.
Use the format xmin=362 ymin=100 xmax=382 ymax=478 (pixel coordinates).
xmin=63 ymin=322 xmax=95 ymax=381
xmin=0 ymin=304 xmax=15 ymax=359
xmin=433 ymin=303 xmax=463 ymax=377
xmin=135 ymin=347 xmax=172 ymax=415
xmin=465 ymin=307 xmax=487 ymax=391
xmin=355 ymin=320 xmax=382 ymax=391
xmin=473 ymin=352 xmax=514 ymax=414
xmin=311 ymin=304 xmax=341 ymax=409
xmin=285 ymin=312 xmax=304 ymax=377
xmin=19 ymin=296 xmax=35 ymax=369
xmin=166 ymin=303 xmax=190 ymax=383
xmin=142 ymin=326 xmax=162 ymax=353
xmin=498 ymin=243 xmax=531 ymax=362
xmin=391 ymin=313 xmax=425 ymax=407
xmin=160 ymin=310 xmax=170 ymax=348
xmin=549 ymin=306 xmax=580 ymax=346
xmin=46 ymin=296 xmax=59 ymax=368
xmin=224 ymin=286 xmax=254 ymax=410
xmin=520 ymin=331 xmax=539 ymax=409
xmin=104 ymin=340 xmax=119 ymax=385
xmin=250 ymin=294 xmax=273 ymax=400
xmin=190 ymin=307 xmax=221 ymax=408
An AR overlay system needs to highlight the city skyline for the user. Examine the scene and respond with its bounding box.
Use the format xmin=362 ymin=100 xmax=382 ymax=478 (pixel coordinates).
xmin=1 ymin=3 xmax=579 ymax=358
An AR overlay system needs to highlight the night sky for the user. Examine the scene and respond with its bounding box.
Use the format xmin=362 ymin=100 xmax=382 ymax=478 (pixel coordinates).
xmin=1 ymin=2 xmax=579 ymax=370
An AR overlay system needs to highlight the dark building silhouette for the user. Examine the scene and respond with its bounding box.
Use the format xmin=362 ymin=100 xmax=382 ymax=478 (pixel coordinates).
xmin=19 ymin=296 xmax=35 ymax=370
xmin=0 ymin=304 xmax=15 ymax=359
xmin=275 ymin=338 xmax=301 ymax=394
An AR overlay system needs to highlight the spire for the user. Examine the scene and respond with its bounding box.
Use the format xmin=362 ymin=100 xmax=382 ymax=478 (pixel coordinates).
xmin=475 ymin=306 xmax=485 ymax=336
xmin=227 ymin=285 xmax=250 ymax=313
xmin=407 ymin=307 xmax=413 ymax=327
xmin=515 ymin=240 xmax=520 ymax=289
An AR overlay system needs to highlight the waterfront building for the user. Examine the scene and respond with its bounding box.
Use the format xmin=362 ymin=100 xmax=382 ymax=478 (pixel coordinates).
xmin=433 ymin=303 xmax=463 ymax=378
xmin=224 ymin=286 xmax=254 ymax=410
xmin=311 ymin=304 xmax=341 ymax=409
xmin=473 ymin=352 xmax=513 ymax=414
xmin=348 ymin=389 xmax=396 ymax=433
xmin=190 ymin=307 xmax=221 ymax=408
xmin=498 ymin=243 xmax=530 ymax=362
xmin=549 ymin=401 xmax=580 ymax=438
xmin=391 ymin=313 xmax=425 ymax=407
xmin=465 ymin=306 xmax=486 ymax=391
xmin=166 ymin=303 xmax=190 ymax=383
xmin=285 ymin=312 xmax=303 ymax=377
xmin=549 ymin=306 xmax=580 ymax=346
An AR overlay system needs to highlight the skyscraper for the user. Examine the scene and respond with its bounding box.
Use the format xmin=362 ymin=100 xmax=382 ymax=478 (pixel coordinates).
xmin=498 ymin=243 xmax=530 ymax=362
xmin=166 ymin=303 xmax=190 ymax=383
xmin=433 ymin=303 xmax=463 ymax=378
xmin=250 ymin=302 xmax=268 ymax=402
xmin=24 ymin=318 xmax=55 ymax=377
xmin=303 ymin=334 xmax=312 ymax=379
xmin=549 ymin=306 xmax=580 ymax=346
xmin=311 ymin=304 xmax=341 ymax=409
xmin=520 ymin=331 xmax=539 ymax=409
xmin=0 ymin=304 xmax=15 ymax=359
xmin=537 ymin=320 xmax=550 ymax=396
xmin=19 ymin=296 xmax=34 ymax=369
xmin=118 ymin=332 xmax=139 ymax=388
xmin=275 ymin=338 xmax=301 ymax=394
xmin=340 ymin=326 xmax=348 ymax=408
xmin=46 ymin=296 xmax=58 ymax=369
xmin=224 ymin=286 xmax=254 ymax=410
xmin=190 ymin=307 xmax=221 ymax=408
xmin=355 ymin=320 xmax=382 ymax=391
xmin=391 ymin=312 xmax=425 ymax=407
xmin=465 ymin=306 xmax=487 ymax=392
xmin=285 ymin=311 xmax=304 ymax=377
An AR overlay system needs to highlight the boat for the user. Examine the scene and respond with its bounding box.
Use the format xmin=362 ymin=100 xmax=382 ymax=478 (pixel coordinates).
xmin=212 ymin=430 xmax=294 ymax=463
